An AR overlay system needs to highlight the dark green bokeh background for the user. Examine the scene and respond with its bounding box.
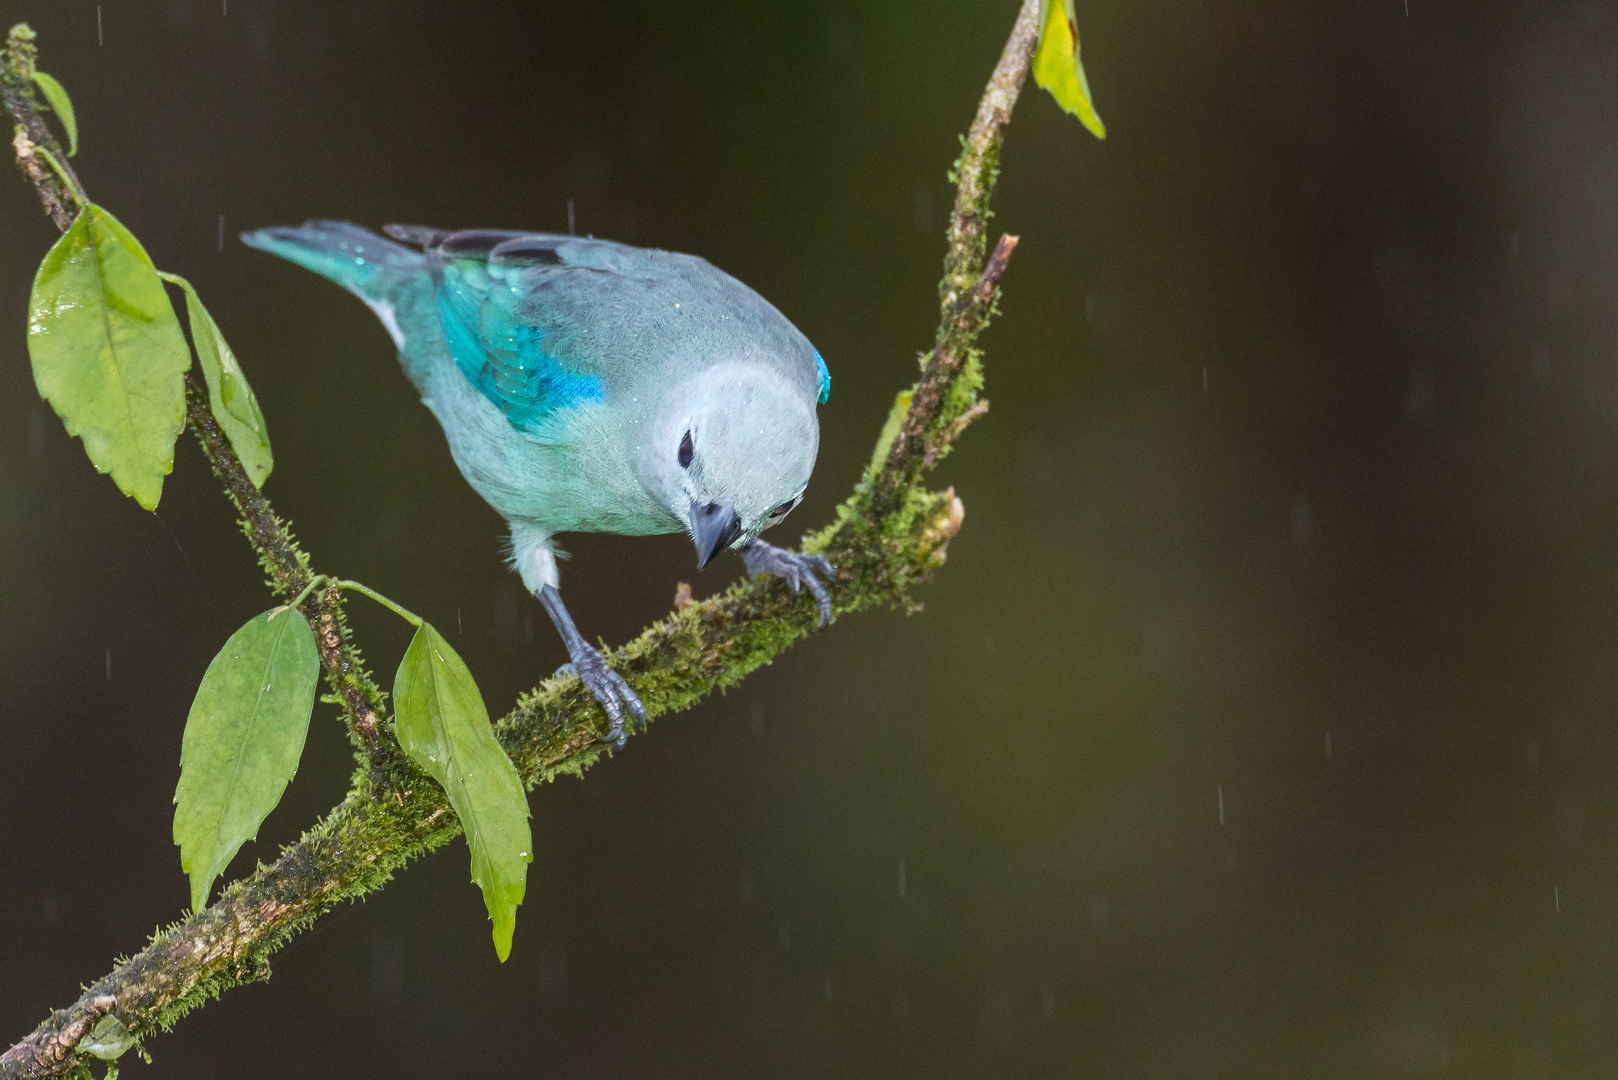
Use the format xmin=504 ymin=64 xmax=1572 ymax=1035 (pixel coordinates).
xmin=5 ymin=0 xmax=1618 ymax=1075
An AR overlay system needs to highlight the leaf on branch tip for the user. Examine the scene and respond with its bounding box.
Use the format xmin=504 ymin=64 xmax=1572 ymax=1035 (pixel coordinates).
xmin=160 ymin=272 xmax=273 ymax=487
xmin=27 ymin=205 xmax=191 ymax=509
xmin=32 ymin=70 xmax=78 ymax=156
xmin=393 ymin=623 xmax=532 ymax=961
xmin=174 ymin=608 xmax=320 ymax=913
xmin=1033 ymin=0 xmax=1106 ymax=139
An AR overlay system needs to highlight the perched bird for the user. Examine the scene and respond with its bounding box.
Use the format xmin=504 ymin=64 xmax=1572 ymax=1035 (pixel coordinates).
xmin=243 ymin=221 xmax=833 ymax=744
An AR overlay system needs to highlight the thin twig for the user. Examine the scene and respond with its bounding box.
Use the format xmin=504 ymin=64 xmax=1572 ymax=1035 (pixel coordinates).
xmin=1 ymin=25 xmax=83 ymax=228
xmin=182 ymin=379 xmax=387 ymax=752
xmin=878 ymin=232 xmax=1020 ymax=503
xmin=867 ymin=0 xmax=1042 ymax=512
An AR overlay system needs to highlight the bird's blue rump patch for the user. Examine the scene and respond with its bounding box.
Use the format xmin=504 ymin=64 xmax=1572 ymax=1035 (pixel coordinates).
xmin=814 ymin=351 xmax=830 ymax=404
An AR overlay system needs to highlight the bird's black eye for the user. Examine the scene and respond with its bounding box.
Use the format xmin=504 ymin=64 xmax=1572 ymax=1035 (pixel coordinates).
xmin=678 ymin=430 xmax=694 ymax=469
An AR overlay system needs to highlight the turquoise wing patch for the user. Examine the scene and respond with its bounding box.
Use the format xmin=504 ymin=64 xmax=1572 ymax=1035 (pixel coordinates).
xmin=436 ymin=260 xmax=603 ymax=433
xmin=814 ymin=350 xmax=830 ymax=404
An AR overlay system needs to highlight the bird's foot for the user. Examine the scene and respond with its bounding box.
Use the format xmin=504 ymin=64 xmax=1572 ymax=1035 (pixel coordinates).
xmin=554 ymin=643 xmax=646 ymax=747
xmin=738 ymin=540 xmax=835 ymax=627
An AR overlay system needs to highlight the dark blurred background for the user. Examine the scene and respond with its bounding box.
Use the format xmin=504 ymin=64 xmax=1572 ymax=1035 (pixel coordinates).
xmin=4 ymin=0 xmax=1618 ymax=1075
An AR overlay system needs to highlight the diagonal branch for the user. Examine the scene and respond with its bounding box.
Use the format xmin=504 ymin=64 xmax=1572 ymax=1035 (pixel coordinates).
xmin=0 ymin=1 xmax=1041 ymax=1075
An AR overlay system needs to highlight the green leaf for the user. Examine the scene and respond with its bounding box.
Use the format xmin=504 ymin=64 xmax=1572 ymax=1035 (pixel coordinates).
xmin=78 ymin=1015 xmax=134 ymax=1062
xmin=174 ymin=607 xmax=320 ymax=913
xmin=32 ymin=70 xmax=78 ymax=156
xmin=27 ymin=205 xmax=191 ymax=510
xmin=393 ymin=623 xmax=532 ymax=961
xmin=160 ymin=272 xmax=273 ymax=487
xmin=1033 ymin=0 xmax=1106 ymax=139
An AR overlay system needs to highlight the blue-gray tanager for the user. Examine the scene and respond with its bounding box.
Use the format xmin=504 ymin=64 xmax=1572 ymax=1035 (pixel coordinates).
xmin=242 ymin=222 xmax=833 ymax=744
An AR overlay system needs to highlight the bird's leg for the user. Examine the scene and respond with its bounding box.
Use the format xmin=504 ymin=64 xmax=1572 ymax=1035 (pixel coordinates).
xmin=736 ymin=539 xmax=835 ymax=627
xmin=538 ymin=585 xmax=646 ymax=747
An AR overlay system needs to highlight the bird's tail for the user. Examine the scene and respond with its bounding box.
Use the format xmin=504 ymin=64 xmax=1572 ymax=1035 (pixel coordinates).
xmin=240 ymin=220 xmax=424 ymax=305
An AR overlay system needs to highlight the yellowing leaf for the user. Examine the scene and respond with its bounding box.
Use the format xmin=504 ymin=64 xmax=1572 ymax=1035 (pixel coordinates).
xmin=27 ymin=205 xmax=191 ymax=509
xmin=160 ymin=272 xmax=273 ymax=487
xmin=32 ymin=70 xmax=78 ymax=156
xmin=175 ymin=608 xmax=320 ymax=912
xmin=1033 ymin=0 xmax=1106 ymax=139
xmin=394 ymin=623 xmax=532 ymax=961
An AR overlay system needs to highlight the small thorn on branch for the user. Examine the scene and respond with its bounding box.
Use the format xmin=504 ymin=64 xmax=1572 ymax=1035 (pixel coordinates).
xmin=969 ymin=233 xmax=1020 ymax=307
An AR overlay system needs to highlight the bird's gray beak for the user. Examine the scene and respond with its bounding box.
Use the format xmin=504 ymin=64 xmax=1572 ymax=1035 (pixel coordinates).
xmin=691 ymin=500 xmax=742 ymax=570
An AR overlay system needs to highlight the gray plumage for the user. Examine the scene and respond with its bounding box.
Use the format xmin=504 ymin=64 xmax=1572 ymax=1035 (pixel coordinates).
xmin=243 ymin=221 xmax=833 ymax=742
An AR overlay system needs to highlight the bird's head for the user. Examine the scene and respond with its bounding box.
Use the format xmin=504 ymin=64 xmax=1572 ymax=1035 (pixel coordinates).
xmin=645 ymin=364 xmax=819 ymax=569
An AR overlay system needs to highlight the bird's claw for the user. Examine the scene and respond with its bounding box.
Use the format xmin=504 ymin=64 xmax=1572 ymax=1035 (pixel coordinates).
xmin=555 ymin=645 xmax=646 ymax=747
xmin=740 ymin=540 xmax=836 ymax=627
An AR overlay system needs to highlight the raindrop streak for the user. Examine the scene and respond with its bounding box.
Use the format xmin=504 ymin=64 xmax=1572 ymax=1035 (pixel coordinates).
xmin=899 ymin=859 xmax=906 ymax=898
xmin=153 ymin=508 xmax=192 ymax=567
xmin=567 ymin=199 xmax=576 ymax=235
xmin=457 ymin=607 xmax=463 ymax=636
xmin=217 ymin=214 xmax=225 ymax=254
xmin=104 ymin=649 xmax=112 ymax=681
xmin=1202 ymin=365 xmax=1208 ymax=392
xmin=1217 ymin=784 xmax=1225 ymax=826
xmin=97 ymin=7 xmax=103 ymax=45
xmin=1555 ymin=887 xmax=1561 ymax=912
xmin=1324 ymin=732 xmax=1333 ymax=759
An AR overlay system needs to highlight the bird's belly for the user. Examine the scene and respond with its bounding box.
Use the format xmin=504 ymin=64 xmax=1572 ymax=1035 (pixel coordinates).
xmin=417 ymin=353 xmax=678 ymax=537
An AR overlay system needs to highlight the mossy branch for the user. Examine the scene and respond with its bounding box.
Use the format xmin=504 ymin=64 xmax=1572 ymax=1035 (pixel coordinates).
xmin=182 ymin=380 xmax=390 ymax=754
xmin=0 ymin=1 xmax=1040 ymax=1075
xmin=1 ymin=24 xmax=81 ymax=229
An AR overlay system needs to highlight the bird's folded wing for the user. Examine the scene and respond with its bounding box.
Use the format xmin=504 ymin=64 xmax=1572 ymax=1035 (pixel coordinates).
xmin=422 ymin=231 xmax=656 ymax=435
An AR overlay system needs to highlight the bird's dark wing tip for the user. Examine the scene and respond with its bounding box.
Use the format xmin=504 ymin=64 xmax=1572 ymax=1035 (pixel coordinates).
xmin=489 ymin=237 xmax=566 ymax=266
xmin=382 ymin=223 xmax=446 ymax=248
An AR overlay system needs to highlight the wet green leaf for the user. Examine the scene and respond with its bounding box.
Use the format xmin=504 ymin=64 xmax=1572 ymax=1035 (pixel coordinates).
xmin=1033 ymin=0 xmax=1106 ymax=139
xmin=394 ymin=623 xmax=532 ymax=961
xmin=32 ymin=70 xmax=78 ymax=156
xmin=175 ymin=607 xmax=320 ymax=913
xmin=160 ymin=272 xmax=273 ymax=487
xmin=79 ymin=1014 xmax=134 ymax=1061
xmin=27 ymin=205 xmax=190 ymax=510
